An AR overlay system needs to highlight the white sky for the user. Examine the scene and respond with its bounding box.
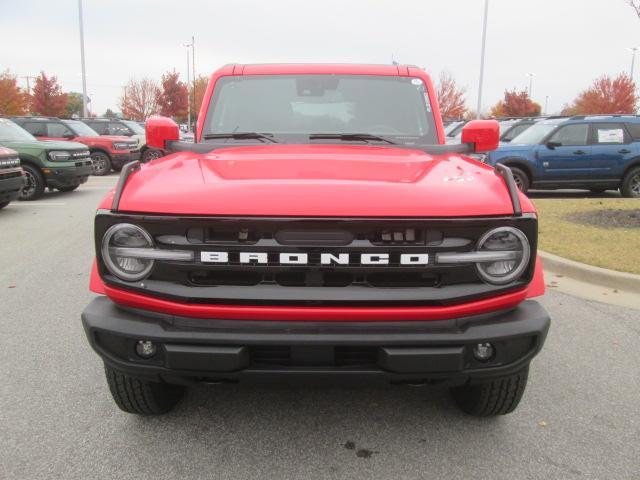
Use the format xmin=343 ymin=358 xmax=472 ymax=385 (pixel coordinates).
xmin=1 ymin=0 xmax=639 ymax=115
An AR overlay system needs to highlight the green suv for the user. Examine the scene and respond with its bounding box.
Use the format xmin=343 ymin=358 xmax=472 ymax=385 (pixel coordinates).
xmin=0 ymin=118 xmax=93 ymax=200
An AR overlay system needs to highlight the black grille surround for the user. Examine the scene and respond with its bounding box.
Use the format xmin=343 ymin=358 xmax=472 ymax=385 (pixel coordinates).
xmin=95 ymin=211 xmax=538 ymax=307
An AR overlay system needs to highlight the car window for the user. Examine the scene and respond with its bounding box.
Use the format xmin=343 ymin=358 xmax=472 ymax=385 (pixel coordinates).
xmin=503 ymin=124 xmax=530 ymax=142
xmin=625 ymin=122 xmax=640 ymax=140
xmin=88 ymin=122 xmax=108 ymax=135
xmin=548 ymin=124 xmax=588 ymax=146
xmin=592 ymin=123 xmax=627 ymax=144
xmin=108 ymin=122 xmax=131 ymax=136
xmin=22 ymin=122 xmax=48 ymax=137
xmin=47 ymin=122 xmax=74 ymax=138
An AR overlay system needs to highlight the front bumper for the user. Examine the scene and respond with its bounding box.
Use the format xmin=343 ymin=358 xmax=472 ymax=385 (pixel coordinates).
xmin=82 ymin=297 xmax=550 ymax=385
xmin=111 ymin=151 xmax=140 ymax=169
xmin=45 ymin=162 xmax=92 ymax=188
xmin=0 ymin=168 xmax=26 ymax=203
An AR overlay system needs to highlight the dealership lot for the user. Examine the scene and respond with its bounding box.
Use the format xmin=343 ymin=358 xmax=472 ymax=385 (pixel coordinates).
xmin=0 ymin=176 xmax=638 ymax=480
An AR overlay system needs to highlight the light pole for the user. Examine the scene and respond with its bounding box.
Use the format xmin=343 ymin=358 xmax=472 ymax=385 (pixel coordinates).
xmin=184 ymin=37 xmax=196 ymax=132
xmin=183 ymin=41 xmax=192 ymax=132
xmin=544 ymin=95 xmax=549 ymax=116
xmin=476 ymin=0 xmax=489 ymax=119
xmin=77 ymin=0 xmax=88 ymax=118
xmin=527 ymin=73 xmax=535 ymax=98
xmin=629 ymin=47 xmax=639 ymax=79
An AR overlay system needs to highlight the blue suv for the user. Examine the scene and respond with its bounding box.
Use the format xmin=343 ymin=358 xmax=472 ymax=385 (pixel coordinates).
xmin=485 ymin=115 xmax=640 ymax=197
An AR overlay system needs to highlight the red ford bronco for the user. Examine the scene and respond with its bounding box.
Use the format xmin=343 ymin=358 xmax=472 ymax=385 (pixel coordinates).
xmin=82 ymin=64 xmax=550 ymax=417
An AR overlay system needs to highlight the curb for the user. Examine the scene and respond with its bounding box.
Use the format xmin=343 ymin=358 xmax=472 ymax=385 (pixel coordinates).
xmin=539 ymin=250 xmax=640 ymax=294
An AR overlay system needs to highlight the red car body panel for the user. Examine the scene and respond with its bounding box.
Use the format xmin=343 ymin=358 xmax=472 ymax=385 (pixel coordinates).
xmin=41 ymin=134 xmax=131 ymax=154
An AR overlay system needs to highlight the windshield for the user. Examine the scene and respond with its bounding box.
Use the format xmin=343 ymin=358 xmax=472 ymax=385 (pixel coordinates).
xmin=510 ymin=122 xmax=559 ymax=145
xmin=122 ymin=120 xmax=145 ymax=135
xmin=0 ymin=118 xmax=37 ymax=142
xmin=63 ymin=120 xmax=99 ymax=137
xmin=203 ymin=74 xmax=437 ymax=144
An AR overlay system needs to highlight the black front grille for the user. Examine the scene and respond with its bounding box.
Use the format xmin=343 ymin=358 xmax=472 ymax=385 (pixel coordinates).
xmin=249 ymin=346 xmax=378 ymax=367
xmin=96 ymin=213 xmax=538 ymax=307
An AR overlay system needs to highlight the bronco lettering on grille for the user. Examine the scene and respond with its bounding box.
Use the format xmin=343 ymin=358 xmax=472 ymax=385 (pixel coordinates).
xmin=200 ymin=252 xmax=429 ymax=266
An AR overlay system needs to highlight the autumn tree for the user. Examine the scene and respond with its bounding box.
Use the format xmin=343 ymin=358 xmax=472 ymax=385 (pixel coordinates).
xmin=0 ymin=71 xmax=30 ymax=115
xmin=156 ymin=70 xmax=188 ymax=122
xmin=189 ymin=75 xmax=209 ymax=120
xmin=436 ymin=72 xmax=467 ymax=120
xmin=564 ymin=73 xmax=638 ymax=115
xmin=119 ymin=77 xmax=160 ymax=121
xmin=30 ymin=72 xmax=67 ymax=117
xmin=64 ymin=92 xmax=84 ymax=118
xmin=104 ymin=108 xmax=117 ymax=118
xmin=489 ymin=89 xmax=541 ymax=118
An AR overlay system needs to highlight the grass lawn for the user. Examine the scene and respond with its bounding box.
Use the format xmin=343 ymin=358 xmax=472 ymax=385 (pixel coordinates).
xmin=532 ymin=198 xmax=640 ymax=275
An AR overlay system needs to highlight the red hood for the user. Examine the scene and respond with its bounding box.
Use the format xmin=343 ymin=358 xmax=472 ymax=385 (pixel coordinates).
xmin=110 ymin=145 xmax=534 ymax=217
xmin=75 ymin=135 xmax=131 ymax=148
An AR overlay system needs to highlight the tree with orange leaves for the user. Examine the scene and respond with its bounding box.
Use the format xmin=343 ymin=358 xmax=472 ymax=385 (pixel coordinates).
xmin=189 ymin=75 xmax=209 ymax=121
xmin=436 ymin=72 xmax=467 ymax=120
xmin=119 ymin=77 xmax=160 ymax=121
xmin=0 ymin=71 xmax=30 ymax=115
xmin=565 ymin=73 xmax=638 ymax=115
xmin=157 ymin=70 xmax=189 ymax=122
xmin=31 ymin=72 xmax=67 ymax=117
xmin=489 ymin=89 xmax=541 ymax=118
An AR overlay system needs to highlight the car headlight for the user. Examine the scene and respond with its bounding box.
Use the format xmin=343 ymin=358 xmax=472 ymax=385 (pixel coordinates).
xmin=475 ymin=227 xmax=530 ymax=285
xmin=0 ymin=156 xmax=20 ymax=168
xmin=48 ymin=150 xmax=71 ymax=161
xmin=113 ymin=142 xmax=131 ymax=150
xmin=101 ymin=224 xmax=155 ymax=281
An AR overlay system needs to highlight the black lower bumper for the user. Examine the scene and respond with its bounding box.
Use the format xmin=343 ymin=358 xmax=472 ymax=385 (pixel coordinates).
xmin=112 ymin=151 xmax=140 ymax=169
xmin=0 ymin=170 xmax=25 ymax=203
xmin=82 ymin=297 xmax=550 ymax=385
xmin=45 ymin=164 xmax=92 ymax=188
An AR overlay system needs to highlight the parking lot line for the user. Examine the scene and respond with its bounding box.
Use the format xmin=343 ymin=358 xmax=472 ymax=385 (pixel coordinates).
xmin=11 ymin=202 xmax=67 ymax=206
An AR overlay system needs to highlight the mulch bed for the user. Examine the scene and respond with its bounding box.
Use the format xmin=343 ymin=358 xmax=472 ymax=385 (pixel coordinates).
xmin=566 ymin=208 xmax=640 ymax=229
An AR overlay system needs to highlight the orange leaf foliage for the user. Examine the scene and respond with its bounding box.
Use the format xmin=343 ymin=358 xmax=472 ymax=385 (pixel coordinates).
xmin=436 ymin=72 xmax=467 ymax=120
xmin=567 ymin=73 xmax=638 ymax=115
xmin=31 ymin=72 xmax=67 ymax=117
xmin=0 ymin=71 xmax=29 ymax=115
xmin=119 ymin=77 xmax=160 ymax=121
xmin=489 ymin=89 xmax=541 ymax=118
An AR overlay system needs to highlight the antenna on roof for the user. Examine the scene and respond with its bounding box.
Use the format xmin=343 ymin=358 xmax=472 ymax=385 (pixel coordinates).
xmin=391 ymin=53 xmax=399 ymax=66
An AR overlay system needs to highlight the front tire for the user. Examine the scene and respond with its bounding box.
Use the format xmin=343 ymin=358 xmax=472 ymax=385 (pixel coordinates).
xmin=0 ymin=201 xmax=9 ymax=209
xmin=91 ymin=151 xmax=112 ymax=176
xmin=19 ymin=164 xmax=46 ymax=201
xmin=450 ymin=367 xmax=529 ymax=417
xmin=141 ymin=148 xmax=163 ymax=163
xmin=621 ymin=167 xmax=640 ymax=198
xmin=104 ymin=365 xmax=185 ymax=415
xmin=509 ymin=167 xmax=530 ymax=194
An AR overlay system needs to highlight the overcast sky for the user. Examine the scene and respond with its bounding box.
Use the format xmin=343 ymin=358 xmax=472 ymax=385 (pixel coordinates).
xmin=1 ymin=0 xmax=639 ymax=115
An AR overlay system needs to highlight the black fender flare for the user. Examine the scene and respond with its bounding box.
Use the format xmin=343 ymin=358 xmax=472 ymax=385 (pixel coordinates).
xmin=498 ymin=158 xmax=534 ymax=183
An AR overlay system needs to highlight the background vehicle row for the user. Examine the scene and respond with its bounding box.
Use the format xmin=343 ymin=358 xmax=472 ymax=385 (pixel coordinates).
xmin=0 ymin=146 xmax=25 ymax=209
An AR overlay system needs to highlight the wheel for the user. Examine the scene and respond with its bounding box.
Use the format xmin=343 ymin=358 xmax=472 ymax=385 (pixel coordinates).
xmin=57 ymin=185 xmax=80 ymax=192
xmin=450 ymin=367 xmax=529 ymax=417
xmin=141 ymin=148 xmax=164 ymax=163
xmin=509 ymin=167 xmax=530 ymax=194
xmin=589 ymin=188 xmax=607 ymax=194
xmin=90 ymin=151 xmax=112 ymax=176
xmin=621 ymin=167 xmax=640 ymax=198
xmin=104 ymin=364 xmax=185 ymax=415
xmin=19 ymin=164 xmax=46 ymax=201
xmin=0 ymin=201 xmax=9 ymax=209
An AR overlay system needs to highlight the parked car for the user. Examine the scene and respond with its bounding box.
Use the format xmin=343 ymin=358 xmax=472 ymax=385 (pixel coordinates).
xmin=485 ymin=115 xmax=640 ymax=197
xmin=0 ymin=118 xmax=92 ymax=200
xmin=0 ymin=146 xmax=25 ymax=209
xmin=498 ymin=118 xmax=540 ymax=143
xmin=79 ymin=118 xmax=162 ymax=163
xmin=444 ymin=120 xmax=468 ymax=143
xmin=82 ymin=63 xmax=550 ymax=418
xmin=11 ymin=117 xmax=138 ymax=176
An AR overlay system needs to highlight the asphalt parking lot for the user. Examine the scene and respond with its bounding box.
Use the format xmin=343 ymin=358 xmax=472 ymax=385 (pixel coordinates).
xmin=0 ymin=176 xmax=638 ymax=480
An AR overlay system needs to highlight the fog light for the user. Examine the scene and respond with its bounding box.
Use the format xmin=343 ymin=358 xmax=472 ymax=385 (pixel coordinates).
xmin=135 ymin=340 xmax=157 ymax=358
xmin=473 ymin=342 xmax=494 ymax=362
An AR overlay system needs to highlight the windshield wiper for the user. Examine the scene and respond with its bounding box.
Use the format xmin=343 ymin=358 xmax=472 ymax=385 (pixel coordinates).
xmin=202 ymin=132 xmax=278 ymax=143
xmin=308 ymin=133 xmax=396 ymax=144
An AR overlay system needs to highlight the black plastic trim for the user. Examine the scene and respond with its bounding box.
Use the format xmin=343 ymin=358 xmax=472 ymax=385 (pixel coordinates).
xmin=111 ymin=161 xmax=140 ymax=212
xmin=494 ymin=163 xmax=522 ymax=216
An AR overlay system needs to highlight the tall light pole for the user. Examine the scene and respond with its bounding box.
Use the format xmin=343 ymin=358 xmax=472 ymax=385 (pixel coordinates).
xmin=544 ymin=95 xmax=549 ymax=116
xmin=183 ymin=41 xmax=192 ymax=132
xmin=77 ymin=0 xmax=88 ymax=118
xmin=476 ymin=0 xmax=489 ymax=119
xmin=629 ymin=47 xmax=639 ymax=79
xmin=527 ymin=73 xmax=535 ymax=98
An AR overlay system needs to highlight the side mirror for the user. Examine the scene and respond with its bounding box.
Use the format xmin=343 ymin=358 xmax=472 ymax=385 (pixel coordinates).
xmin=145 ymin=116 xmax=180 ymax=150
xmin=546 ymin=141 xmax=561 ymax=149
xmin=460 ymin=119 xmax=500 ymax=152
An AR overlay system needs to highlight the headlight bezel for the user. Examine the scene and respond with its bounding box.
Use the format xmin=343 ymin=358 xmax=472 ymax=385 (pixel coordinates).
xmin=101 ymin=223 xmax=156 ymax=282
xmin=47 ymin=150 xmax=72 ymax=161
xmin=113 ymin=142 xmax=133 ymax=151
xmin=475 ymin=226 xmax=531 ymax=285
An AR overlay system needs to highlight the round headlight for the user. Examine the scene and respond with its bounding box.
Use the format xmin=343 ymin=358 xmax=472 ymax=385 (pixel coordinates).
xmin=101 ymin=224 xmax=154 ymax=281
xmin=475 ymin=227 xmax=530 ymax=285
xmin=48 ymin=150 xmax=71 ymax=161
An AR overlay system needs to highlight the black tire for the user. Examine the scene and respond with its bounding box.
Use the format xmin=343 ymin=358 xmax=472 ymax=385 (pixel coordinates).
xmin=450 ymin=367 xmax=529 ymax=417
xmin=620 ymin=166 xmax=640 ymax=198
xmin=0 ymin=201 xmax=9 ymax=209
xmin=104 ymin=365 xmax=185 ymax=415
xmin=91 ymin=151 xmax=112 ymax=176
xmin=141 ymin=148 xmax=163 ymax=163
xmin=19 ymin=164 xmax=46 ymax=201
xmin=509 ymin=167 xmax=530 ymax=194
xmin=57 ymin=184 xmax=80 ymax=192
